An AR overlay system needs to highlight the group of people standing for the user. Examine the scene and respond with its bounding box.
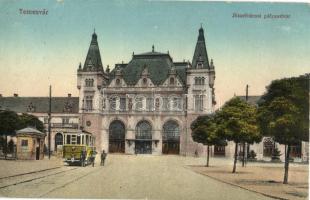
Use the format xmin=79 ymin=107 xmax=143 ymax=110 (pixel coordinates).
xmin=80 ymin=149 xmax=107 ymax=167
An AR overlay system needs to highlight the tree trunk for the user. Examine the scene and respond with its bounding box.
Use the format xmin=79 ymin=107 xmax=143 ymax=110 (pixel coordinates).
xmin=4 ymin=135 xmax=7 ymax=159
xmin=283 ymin=144 xmax=291 ymax=184
xmin=242 ymin=142 xmax=246 ymax=167
xmin=232 ymin=142 xmax=238 ymax=173
xmin=206 ymin=145 xmax=210 ymax=167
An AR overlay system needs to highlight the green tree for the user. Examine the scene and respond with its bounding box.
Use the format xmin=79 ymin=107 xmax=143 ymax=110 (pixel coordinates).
xmin=257 ymin=74 xmax=309 ymax=184
xmin=0 ymin=110 xmax=20 ymax=158
xmin=217 ymin=97 xmax=261 ymax=173
xmin=18 ymin=113 xmax=45 ymax=132
xmin=191 ymin=114 xmax=226 ymax=167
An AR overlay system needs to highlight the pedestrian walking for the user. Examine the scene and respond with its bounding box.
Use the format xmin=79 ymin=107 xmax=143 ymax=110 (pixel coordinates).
xmin=81 ymin=148 xmax=86 ymax=167
xmin=100 ymin=150 xmax=107 ymax=166
xmin=90 ymin=150 xmax=96 ymax=167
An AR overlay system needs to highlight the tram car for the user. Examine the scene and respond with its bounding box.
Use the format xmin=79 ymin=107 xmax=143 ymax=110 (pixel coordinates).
xmin=63 ymin=130 xmax=96 ymax=166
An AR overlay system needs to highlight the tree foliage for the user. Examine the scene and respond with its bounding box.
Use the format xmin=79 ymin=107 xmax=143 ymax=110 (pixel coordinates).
xmin=191 ymin=114 xmax=226 ymax=167
xmin=0 ymin=110 xmax=20 ymax=136
xmin=19 ymin=113 xmax=45 ymax=132
xmin=257 ymin=74 xmax=309 ymax=143
xmin=217 ymin=97 xmax=261 ymax=144
xmin=217 ymin=97 xmax=261 ymax=173
xmin=257 ymin=74 xmax=309 ymax=184
xmin=191 ymin=114 xmax=226 ymax=146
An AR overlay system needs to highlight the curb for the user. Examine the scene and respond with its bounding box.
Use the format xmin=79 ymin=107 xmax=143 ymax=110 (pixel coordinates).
xmin=186 ymin=166 xmax=288 ymax=200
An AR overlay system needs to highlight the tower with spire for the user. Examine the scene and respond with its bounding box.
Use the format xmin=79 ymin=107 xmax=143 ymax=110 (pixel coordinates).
xmin=77 ymin=30 xmax=109 ymax=115
xmin=186 ymin=25 xmax=216 ymax=115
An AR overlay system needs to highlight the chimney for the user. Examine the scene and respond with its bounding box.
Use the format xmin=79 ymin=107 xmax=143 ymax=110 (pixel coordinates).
xmin=68 ymin=93 xmax=72 ymax=98
xmin=14 ymin=93 xmax=18 ymax=97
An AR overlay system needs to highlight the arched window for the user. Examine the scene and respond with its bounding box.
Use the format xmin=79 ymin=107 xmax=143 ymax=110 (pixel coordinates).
xmin=202 ymin=77 xmax=205 ymax=85
xmin=163 ymin=121 xmax=179 ymax=140
xmin=263 ymin=137 xmax=274 ymax=157
xmin=54 ymin=132 xmax=63 ymax=152
xmin=136 ymin=121 xmax=152 ymax=139
xmin=162 ymin=120 xmax=180 ymax=154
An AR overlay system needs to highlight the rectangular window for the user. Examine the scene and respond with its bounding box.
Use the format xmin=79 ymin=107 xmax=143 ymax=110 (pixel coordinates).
xmin=62 ymin=117 xmax=69 ymax=124
xmin=85 ymin=96 xmax=93 ymax=111
xmin=194 ymin=95 xmax=204 ymax=111
xmin=66 ymin=135 xmax=71 ymax=144
xmin=44 ymin=117 xmax=48 ymax=124
xmin=21 ymin=139 xmax=28 ymax=147
xmin=135 ymin=97 xmax=144 ymax=111
xmin=71 ymin=135 xmax=77 ymax=145
xmin=162 ymin=97 xmax=169 ymax=111
xmin=77 ymin=135 xmax=81 ymax=145
xmin=146 ymin=98 xmax=154 ymax=111
xmin=120 ymin=97 xmax=126 ymax=111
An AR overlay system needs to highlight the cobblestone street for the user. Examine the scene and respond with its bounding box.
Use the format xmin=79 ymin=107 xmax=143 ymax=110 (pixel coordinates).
xmin=0 ymin=155 xmax=274 ymax=200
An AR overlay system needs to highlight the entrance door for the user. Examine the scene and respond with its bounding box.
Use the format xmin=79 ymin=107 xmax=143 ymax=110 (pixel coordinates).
xmin=109 ymin=120 xmax=125 ymax=153
xmin=162 ymin=121 xmax=180 ymax=154
xmin=135 ymin=121 xmax=152 ymax=154
xmin=36 ymin=147 xmax=40 ymax=160
xmin=135 ymin=141 xmax=152 ymax=154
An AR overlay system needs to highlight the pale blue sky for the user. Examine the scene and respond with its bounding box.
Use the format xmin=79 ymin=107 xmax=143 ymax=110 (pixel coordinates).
xmin=0 ymin=0 xmax=309 ymax=106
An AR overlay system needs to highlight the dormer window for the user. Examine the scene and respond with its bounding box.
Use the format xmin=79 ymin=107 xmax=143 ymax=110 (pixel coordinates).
xmin=197 ymin=63 xmax=203 ymax=69
xmin=116 ymin=78 xmax=121 ymax=86
xmin=143 ymin=78 xmax=148 ymax=85
xmin=170 ymin=77 xmax=175 ymax=85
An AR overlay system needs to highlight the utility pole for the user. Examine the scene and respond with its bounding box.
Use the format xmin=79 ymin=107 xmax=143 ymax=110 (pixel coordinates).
xmin=242 ymin=84 xmax=249 ymax=167
xmin=48 ymin=85 xmax=52 ymax=160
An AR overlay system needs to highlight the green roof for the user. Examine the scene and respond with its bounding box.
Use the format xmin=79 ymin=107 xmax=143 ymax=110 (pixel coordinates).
xmin=109 ymin=51 xmax=187 ymax=86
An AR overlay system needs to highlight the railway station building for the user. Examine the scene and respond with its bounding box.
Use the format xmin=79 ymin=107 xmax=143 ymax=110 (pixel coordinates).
xmin=0 ymin=27 xmax=308 ymax=162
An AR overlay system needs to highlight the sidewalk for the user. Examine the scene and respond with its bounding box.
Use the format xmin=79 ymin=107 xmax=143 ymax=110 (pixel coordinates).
xmin=0 ymin=156 xmax=63 ymax=178
xmin=190 ymin=163 xmax=308 ymax=200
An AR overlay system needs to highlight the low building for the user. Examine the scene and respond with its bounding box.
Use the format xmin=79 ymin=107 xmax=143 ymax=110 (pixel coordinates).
xmin=16 ymin=127 xmax=46 ymax=160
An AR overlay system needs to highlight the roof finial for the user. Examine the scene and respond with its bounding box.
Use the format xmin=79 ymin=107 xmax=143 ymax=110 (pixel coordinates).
xmin=152 ymin=45 xmax=154 ymax=53
xmin=200 ymin=23 xmax=203 ymax=28
xmin=94 ymin=28 xmax=96 ymax=34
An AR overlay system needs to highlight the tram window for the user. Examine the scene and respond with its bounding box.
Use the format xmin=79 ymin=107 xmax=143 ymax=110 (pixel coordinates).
xmin=71 ymin=135 xmax=77 ymax=144
xmin=77 ymin=136 xmax=81 ymax=145
xmin=66 ymin=135 xmax=71 ymax=144
xmin=86 ymin=135 xmax=89 ymax=145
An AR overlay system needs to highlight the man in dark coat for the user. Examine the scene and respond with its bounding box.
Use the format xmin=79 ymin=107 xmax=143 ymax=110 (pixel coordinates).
xmin=101 ymin=150 xmax=107 ymax=166
xmin=80 ymin=149 xmax=86 ymax=167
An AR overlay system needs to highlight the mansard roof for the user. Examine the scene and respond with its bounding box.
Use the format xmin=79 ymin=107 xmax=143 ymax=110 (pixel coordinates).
xmin=0 ymin=96 xmax=79 ymax=113
xmin=81 ymin=32 xmax=104 ymax=72
xmin=192 ymin=27 xmax=210 ymax=69
xmin=108 ymin=49 xmax=187 ymax=86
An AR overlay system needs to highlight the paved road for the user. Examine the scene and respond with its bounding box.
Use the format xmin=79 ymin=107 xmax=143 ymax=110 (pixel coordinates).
xmin=0 ymin=155 xmax=272 ymax=200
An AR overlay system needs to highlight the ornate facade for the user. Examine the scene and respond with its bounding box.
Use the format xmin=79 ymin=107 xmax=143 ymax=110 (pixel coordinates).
xmin=77 ymin=27 xmax=216 ymax=155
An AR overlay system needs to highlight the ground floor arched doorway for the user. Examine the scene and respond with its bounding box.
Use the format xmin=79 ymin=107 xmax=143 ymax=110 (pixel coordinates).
xmin=135 ymin=121 xmax=152 ymax=154
xmin=162 ymin=120 xmax=180 ymax=154
xmin=109 ymin=120 xmax=125 ymax=153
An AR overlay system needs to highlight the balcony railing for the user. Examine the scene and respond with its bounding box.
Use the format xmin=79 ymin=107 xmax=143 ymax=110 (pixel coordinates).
xmin=50 ymin=123 xmax=79 ymax=129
